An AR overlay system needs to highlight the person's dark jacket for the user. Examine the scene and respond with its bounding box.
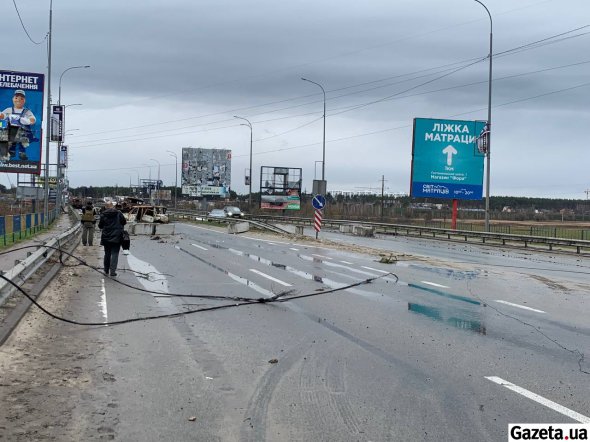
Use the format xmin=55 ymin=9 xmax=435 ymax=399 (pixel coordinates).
xmin=98 ymin=208 xmax=127 ymax=245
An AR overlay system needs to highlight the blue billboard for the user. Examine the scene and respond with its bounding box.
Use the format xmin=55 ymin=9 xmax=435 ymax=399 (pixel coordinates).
xmin=410 ymin=118 xmax=485 ymax=200
xmin=0 ymin=70 xmax=45 ymax=174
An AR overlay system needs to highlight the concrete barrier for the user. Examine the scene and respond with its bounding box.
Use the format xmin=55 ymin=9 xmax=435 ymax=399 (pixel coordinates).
xmin=132 ymin=223 xmax=155 ymax=235
xmin=353 ymin=225 xmax=375 ymax=237
xmin=339 ymin=225 xmax=354 ymax=234
xmin=228 ymin=222 xmax=250 ymax=234
xmin=154 ymin=223 xmax=175 ymax=235
xmin=339 ymin=224 xmax=374 ymax=237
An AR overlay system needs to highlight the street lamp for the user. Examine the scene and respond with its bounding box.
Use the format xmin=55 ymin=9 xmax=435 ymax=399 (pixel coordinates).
xmin=142 ymin=164 xmax=153 ymax=200
xmin=474 ymin=0 xmax=493 ymax=232
xmin=150 ymin=158 xmax=161 ymax=205
xmin=167 ymin=150 xmax=178 ymax=209
xmin=58 ymin=65 xmax=90 ymax=106
xmin=56 ymin=65 xmax=89 ymax=212
xmin=301 ymin=77 xmax=326 ymax=183
xmin=234 ymin=116 xmax=253 ymax=211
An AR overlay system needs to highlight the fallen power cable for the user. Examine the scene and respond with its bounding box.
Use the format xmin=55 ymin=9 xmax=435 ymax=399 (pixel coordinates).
xmin=0 ymin=244 xmax=398 ymax=327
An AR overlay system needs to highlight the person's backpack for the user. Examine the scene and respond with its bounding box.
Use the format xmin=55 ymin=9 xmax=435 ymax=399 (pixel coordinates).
xmin=121 ymin=230 xmax=131 ymax=250
xmin=81 ymin=208 xmax=95 ymax=223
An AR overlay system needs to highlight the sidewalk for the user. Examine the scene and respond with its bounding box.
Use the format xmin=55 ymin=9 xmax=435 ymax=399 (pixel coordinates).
xmin=0 ymin=213 xmax=76 ymax=273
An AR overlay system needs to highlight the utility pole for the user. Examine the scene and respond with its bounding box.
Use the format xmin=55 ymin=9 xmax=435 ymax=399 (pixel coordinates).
xmin=43 ymin=0 xmax=53 ymax=227
xmin=584 ymin=189 xmax=590 ymax=221
xmin=381 ymin=175 xmax=386 ymax=221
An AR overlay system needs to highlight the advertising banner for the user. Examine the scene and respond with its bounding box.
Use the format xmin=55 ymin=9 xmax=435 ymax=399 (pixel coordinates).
xmin=59 ymin=145 xmax=68 ymax=168
xmin=0 ymin=70 xmax=45 ymax=174
xmin=260 ymin=166 xmax=302 ymax=210
xmin=181 ymin=148 xmax=231 ymax=197
xmin=51 ymin=105 xmax=64 ymax=142
xmin=410 ymin=118 xmax=485 ymax=200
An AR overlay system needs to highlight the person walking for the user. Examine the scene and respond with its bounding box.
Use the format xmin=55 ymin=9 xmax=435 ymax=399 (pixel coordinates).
xmin=80 ymin=201 xmax=96 ymax=246
xmin=98 ymin=201 xmax=127 ymax=277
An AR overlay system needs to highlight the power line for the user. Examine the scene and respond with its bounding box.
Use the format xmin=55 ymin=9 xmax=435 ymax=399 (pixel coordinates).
xmin=70 ymin=25 xmax=589 ymax=142
xmin=11 ymin=0 xmax=47 ymax=45
xmin=70 ymin=55 xmax=590 ymax=150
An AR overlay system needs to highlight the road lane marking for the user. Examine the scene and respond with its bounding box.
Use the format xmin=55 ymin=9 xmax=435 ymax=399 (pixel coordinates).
xmin=312 ymin=253 xmax=332 ymax=260
xmin=100 ymin=278 xmax=108 ymax=324
xmin=126 ymin=253 xmax=173 ymax=306
xmin=485 ymin=376 xmax=590 ymax=423
xmin=249 ymin=269 xmax=292 ymax=286
xmin=289 ymin=248 xmax=299 ymax=251
xmin=421 ymin=281 xmax=450 ymax=289
xmin=494 ymin=300 xmax=546 ymax=313
xmin=191 ymin=243 xmax=208 ymax=251
xmin=242 ymin=236 xmax=291 ymax=245
xmin=361 ymin=266 xmax=389 ymax=274
xmin=340 ymin=261 xmax=353 ymax=265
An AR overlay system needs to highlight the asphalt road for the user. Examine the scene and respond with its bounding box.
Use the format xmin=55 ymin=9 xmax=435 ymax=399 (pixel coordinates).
xmin=1 ymin=221 xmax=588 ymax=441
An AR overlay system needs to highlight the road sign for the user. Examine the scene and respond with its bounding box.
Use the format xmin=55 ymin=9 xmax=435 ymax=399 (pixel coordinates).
xmin=312 ymin=194 xmax=326 ymax=210
xmin=410 ymin=118 xmax=486 ymax=200
xmin=314 ymin=209 xmax=323 ymax=233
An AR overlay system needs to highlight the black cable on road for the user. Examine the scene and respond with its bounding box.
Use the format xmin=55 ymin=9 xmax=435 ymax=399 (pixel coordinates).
xmin=0 ymin=271 xmax=395 ymax=327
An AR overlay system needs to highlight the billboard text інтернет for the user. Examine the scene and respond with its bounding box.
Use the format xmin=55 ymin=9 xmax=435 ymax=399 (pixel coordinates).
xmin=0 ymin=70 xmax=45 ymax=174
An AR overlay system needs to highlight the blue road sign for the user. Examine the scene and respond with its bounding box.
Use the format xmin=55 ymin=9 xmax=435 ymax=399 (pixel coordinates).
xmin=410 ymin=118 xmax=486 ymax=200
xmin=312 ymin=194 xmax=326 ymax=210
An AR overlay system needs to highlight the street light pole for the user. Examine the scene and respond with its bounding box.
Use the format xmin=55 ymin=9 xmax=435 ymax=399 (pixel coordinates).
xmin=474 ymin=0 xmax=493 ymax=232
xmin=301 ymin=78 xmax=326 ymax=182
xmin=150 ymin=158 xmax=161 ymax=205
xmin=167 ymin=150 xmax=178 ymax=209
xmin=234 ymin=116 xmax=253 ymax=212
xmin=56 ymin=65 xmax=89 ymax=212
xmin=43 ymin=0 xmax=53 ymax=227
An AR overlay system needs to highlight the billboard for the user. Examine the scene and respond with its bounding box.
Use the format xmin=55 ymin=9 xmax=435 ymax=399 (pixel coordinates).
xmin=181 ymin=148 xmax=231 ymax=197
xmin=0 ymin=70 xmax=45 ymax=174
xmin=410 ymin=118 xmax=485 ymax=200
xmin=51 ymin=105 xmax=64 ymax=142
xmin=260 ymin=166 xmax=302 ymax=210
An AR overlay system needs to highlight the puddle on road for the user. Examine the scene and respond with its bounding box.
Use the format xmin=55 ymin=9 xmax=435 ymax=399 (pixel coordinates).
xmin=407 ymin=302 xmax=486 ymax=335
xmin=407 ymin=283 xmax=480 ymax=306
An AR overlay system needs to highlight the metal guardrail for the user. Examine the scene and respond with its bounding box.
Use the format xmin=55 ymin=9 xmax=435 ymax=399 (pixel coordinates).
xmin=0 ymin=211 xmax=81 ymax=306
xmin=167 ymin=209 xmax=590 ymax=254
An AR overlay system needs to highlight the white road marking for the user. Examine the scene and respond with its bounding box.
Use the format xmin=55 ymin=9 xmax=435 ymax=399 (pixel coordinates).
xmin=126 ymin=253 xmax=172 ymax=304
xmin=249 ymin=269 xmax=292 ymax=286
xmin=486 ymin=376 xmax=590 ymax=423
xmin=361 ymin=266 xmax=389 ymax=274
xmin=289 ymin=248 xmax=299 ymax=251
xmin=191 ymin=243 xmax=208 ymax=251
xmin=340 ymin=261 xmax=353 ymax=265
xmin=312 ymin=253 xmax=332 ymax=260
xmin=100 ymin=278 xmax=108 ymax=324
xmin=420 ymin=281 xmax=450 ymax=289
xmin=242 ymin=236 xmax=291 ymax=245
xmin=494 ymin=300 xmax=546 ymax=313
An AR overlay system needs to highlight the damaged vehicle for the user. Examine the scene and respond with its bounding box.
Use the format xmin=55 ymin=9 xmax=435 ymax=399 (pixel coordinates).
xmin=125 ymin=205 xmax=169 ymax=223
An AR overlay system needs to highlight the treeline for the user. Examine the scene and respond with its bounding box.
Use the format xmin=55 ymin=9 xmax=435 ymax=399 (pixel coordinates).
xmin=68 ymin=186 xmax=584 ymax=212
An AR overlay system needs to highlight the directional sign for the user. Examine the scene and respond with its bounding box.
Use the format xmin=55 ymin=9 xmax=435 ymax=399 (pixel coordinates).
xmin=312 ymin=194 xmax=326 ymax=210
xmin=410 ymin=118 xmax=486 ymax=200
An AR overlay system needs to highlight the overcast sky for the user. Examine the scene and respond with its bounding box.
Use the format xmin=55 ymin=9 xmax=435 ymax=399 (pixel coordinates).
xmin=2 ymin=0 xmax=589 ymax=199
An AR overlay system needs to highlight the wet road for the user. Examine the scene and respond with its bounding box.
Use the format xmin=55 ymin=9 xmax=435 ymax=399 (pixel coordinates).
xmin=89 ymin=223 xmax=588 ymax=441
xmin=3 ymin=222 xmax=588 ymax=441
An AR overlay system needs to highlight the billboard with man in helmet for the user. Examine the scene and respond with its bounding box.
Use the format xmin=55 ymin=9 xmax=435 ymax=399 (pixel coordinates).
xmin=0 ymin=70 xmax=45 ymax=174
